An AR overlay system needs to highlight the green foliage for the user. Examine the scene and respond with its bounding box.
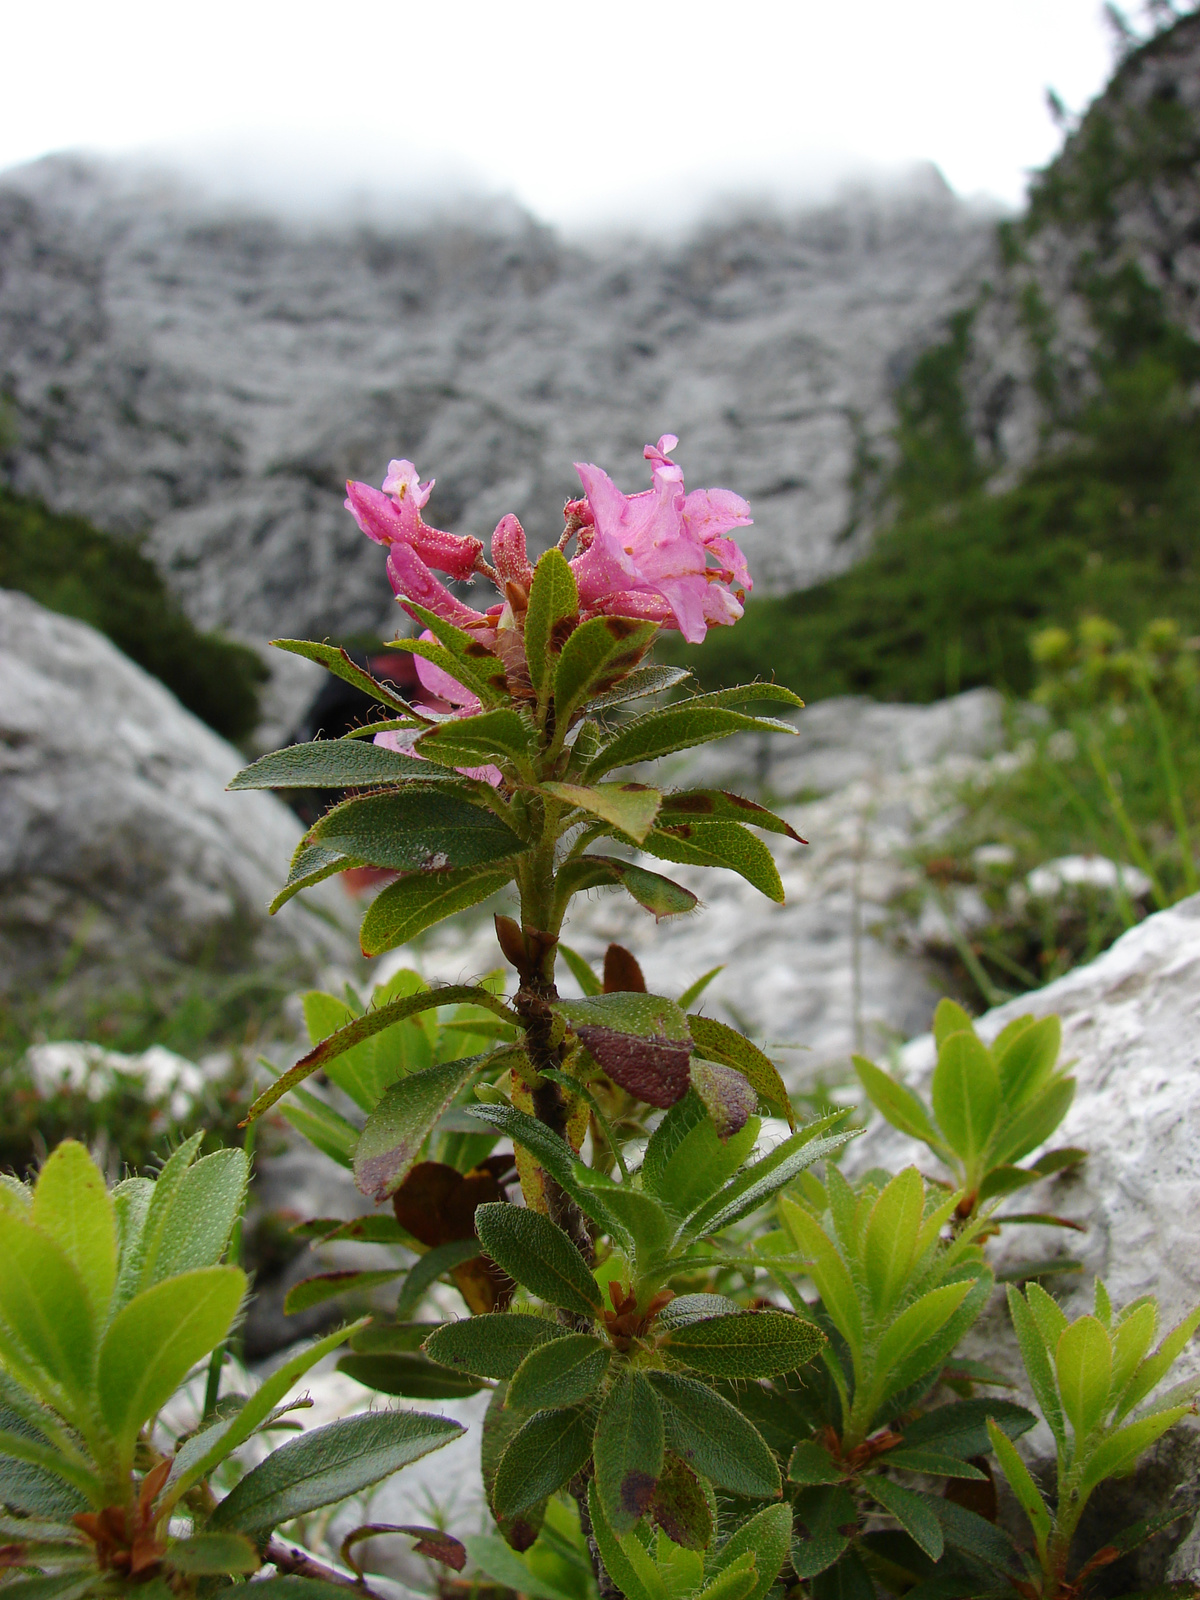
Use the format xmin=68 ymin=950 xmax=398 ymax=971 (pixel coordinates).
xmin=0 ymin=1139 xmax=461 ymax=1593
xmin=988 ymin=1279 xmax=1200 ymax=1598
xmin=0 ymin=486 xmax=266 ymax=740
xmin=854 ymin=1002 xmax=1080 ymax=1214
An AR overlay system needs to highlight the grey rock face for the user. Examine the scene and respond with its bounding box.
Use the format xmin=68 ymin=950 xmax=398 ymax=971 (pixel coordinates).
xmin=953 ymin=14 xmax=1200 ymax=478
xmin=848 ymin=893 xmax=1200 ymax=1586
xmin=0 ymin=589 xmax=355 ymax=1003
xmin=0 ymin=158 xmax=993 ymax=640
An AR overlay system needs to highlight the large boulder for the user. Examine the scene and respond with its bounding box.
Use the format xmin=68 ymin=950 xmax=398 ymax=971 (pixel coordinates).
xmin=0 ymin=589 xmax=355 ymax=1009
xmin=848 ymin=893 xmax=1200 ymax=1588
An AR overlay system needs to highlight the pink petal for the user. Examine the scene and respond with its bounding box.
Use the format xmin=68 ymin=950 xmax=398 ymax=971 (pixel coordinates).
xmin=413 ymin=631 xmax=481 ymax=709
xmin=591 ymin=589 xmax=675 ymax=625
xmin=408 ymin=523 xmax=484 ymax=582
xmin=386 ymin=542 xmax=493 ymax=633
xmin=345 ymin=480 xmax=409 ymax=546
xmin=706 ymin=534 xmax=753 ymax=592
xmin=382 ymin=459 xmax=435 ymax=509
xmin=491 ymin=513 xmax=534 ymax=588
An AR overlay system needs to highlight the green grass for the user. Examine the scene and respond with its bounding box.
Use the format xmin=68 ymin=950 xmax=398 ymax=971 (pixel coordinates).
xmin=0 ymin=486 xmax=267 ymax=740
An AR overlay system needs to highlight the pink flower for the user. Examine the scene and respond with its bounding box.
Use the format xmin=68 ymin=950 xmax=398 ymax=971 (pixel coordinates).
xmin=568 ymin=435 xmax=752 ymax=644
xmin=345 ymin=462 xmax=483 ymax=581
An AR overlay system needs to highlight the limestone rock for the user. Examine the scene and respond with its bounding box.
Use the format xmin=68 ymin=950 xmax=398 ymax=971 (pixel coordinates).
xmin=849 ymin=893 xmax=1200 ymax=1587
xmin=0 ymin=588 xmax=355 ymax=1006
xmin=0 ymin=158 xmax=992 ymax=640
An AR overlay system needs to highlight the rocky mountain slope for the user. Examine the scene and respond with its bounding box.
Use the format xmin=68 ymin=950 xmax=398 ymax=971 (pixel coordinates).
xmin=0 ymin=159 xmax=992 ymax=642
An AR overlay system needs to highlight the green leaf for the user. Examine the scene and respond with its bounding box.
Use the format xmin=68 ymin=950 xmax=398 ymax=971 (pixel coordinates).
xmin=143 ymin=1148 xmax=248 ymax=1282
xmin=464 ymin=1104 xmax=624 ymax=1240
xmin=863 ymin=1168 xmax=925 ymax=1317
xmin=417 ymin=709 xmax=536 ymax=773
xmin=304 ymin=971 xmax=434 ymax=1111
xmin=0 ymin=1578 xmax=96 ymax=1600
xmin=481 ymin=1383 xmax=546 ymax=1551
xmin=685 ymin=1122 xmax=856 ymax=1238
xmin=559 ymin=944 xmax=603 ymax=996
xmin=509 ymin=1333 xmax=610 ymax=1412
xmin=686 ymin=683 xmax=805 ymax=711
xmin=688 ymin=1016 xmax=793 ymax=1125
xmin=595 ymin=1368 xmax=664 ymax=1533
xmin=932 ymin=1000 xmax=975 ymax=1049
xmin=986 ymin=1418 xmax=1051 ymax=1550
xmin=662 ymin=1310 xmax=824 ymax=1378
xmin=779 ymin=1196 xmax=862 ymax=1353
xmin=587 ymin=664 xmax=691 ymax=712
xmin=474 ymin=1203 xmax=601 ymax=1318
xmin=575 ymin=1173 xmax=673 ymax=1260
xmin=554 ymin=615 xmax=658 ymax=726
xmin=853 ymin=1056 xmax=946 ymax=1154
xmin=361 ymin=866 xmax=517 ymax=956
xmin=788 ymin=1440 xmax=843 ymax=1485
xmin=991 ymin=1076 xmax=1076 ymax=1168
xmin=641 ymin=1092 xmax=758 ymax=1215
xmin=555 ymin=990 xmax=691 ymax=1042
xmin=245 ymin=984 xmax=518 ymax=1122
xmin=337 ymin=1352 xmax=485 ymax=1398
xmin=30 ymin=1141 xmax=116 ymax=1318
xmin=1026 ymin=1281 xmax=1069 ymax=1351
xmin=491 ymin=1406 xmax=594 ymax=1520
xmin=310 ymin=789 xmax=524 ymax=873
xmin=708 ymin=1503 xmax=792 ymax=1600
xmin=209 ymin=1410 xmax=464 ymax=1531
xmin=587 ymin=704 xmax=798 ymax=778
xmin=464 ymin=1534 xmax=582 ymax=1600
xmin=930 ymin=1498 xmax=1020 ymax=1574
xmin=1081 ymin=1407 xmax=1191 ymax=1494
xmin=994 ymin=1015 xmax=1062 ymax=1106
xmin=1118 ymin=1303 xmax=1200 ymax=1416
xmin=557 ymin=854 xmax=699 ymax=919
xmin=587 ymin=1480 xmax=666 ymax=1600
xmin=269 ymin=842 xmax=355 ymax=913
xmin=167 ymin=1320 xmax=369 ymax=1500
xmin=659 ymin=789 xmax=803 ymax=841
xmin=791 ymin=1484 xmax=858 ymax=1579
xmin=270 ymin=638 xmax=415 ymax=712
xmin=976 ymin=1165 xmax=1043 ymax=1201
xmin=931 ymin=1030 xmax=1001 ymax=1170
xmin=98 ymin=1267 xmax=246 ymax=1455
xmin=279 ymin=1090 xmax=359 ymax=1169
xmin=648 ymin=1370 xmax=780 ymax=1498
xmin=396 ymin=1238 xmax=487 ymax=1318
xmin=640 ymin=820 xmax=784 ymax=903
xmin=1006 ymin=1286 xmax=1067 ymax=1449
xmin=695 ymin=1556 xmax=759 ymax=1600
xmin=875 ymin=1283 xmax=974 ymax=1382
xmin=868 ymin=1479 xmax=944 ymax=1561
xmin=404 ymin=600 xmax=512 ymax=700
xmin=424 ymin=1315 xmax=571 ymax=1380
xmin=283 ymin=1270 xmax=404 ymax=1314
xmin=0 ymin=1215 xmax=95 ymax=1405
xmin=167 ymin=1532 xmax=261 ymax=1575
xmin=1111 ymin=1300 xmax=1159 ymax=1406
xmin=902 ymin=1398 xmax=1037 ymax=1460
xmin=883 ymin=1448 xmax=988 ymax=1478
xmin=677 ymin=967 xmax=724 ymax=1010
xmin=1055 ymin=1315 xmax=1112 ymax=1439
xmin=0 ymin=1428 xmax=99 ymax=1504
xmin=525 ymin=549 xmax=580 ymax=701
xmin=354 ymin=1056 xmax=486 ymax=1201
xmin=879 ymin=1270 xmax=994 ymax=1411
xmin=385 ymin=633 xmax=507 ymax=709
xmin=230 ymin=739 xmax=443 ymax=791
xmin=542 ymin=781 xmax=662 ymax=845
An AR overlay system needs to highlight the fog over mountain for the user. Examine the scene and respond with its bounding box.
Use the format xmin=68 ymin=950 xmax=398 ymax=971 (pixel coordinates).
xmin=0 ymin=156 xmax=995 ymax=643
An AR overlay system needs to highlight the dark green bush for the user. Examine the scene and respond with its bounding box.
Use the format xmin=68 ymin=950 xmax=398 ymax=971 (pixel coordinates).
xmin=0 ymin=486 xmax=266 ymax=740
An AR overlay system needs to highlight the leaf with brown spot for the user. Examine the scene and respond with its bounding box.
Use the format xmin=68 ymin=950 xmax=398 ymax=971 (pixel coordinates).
xmin=659 ymin=790 xmax=805 ymax=842
xmin=641 ymin=820 xmax=785 ymax=903
xmin=603 ymin=944 xmax=647 ymax=994
xmin=576 ymin=1028 xmax=691 ymax=1108
xmin=553 ymin=615 xmax=658 ymax=726
xmin=540 ymin=781 xmax=662 ymax=844
xmin=688 ymin=1014 xmax=794 ymax=1127
xmin=353 ymin=1057 xmax=486 ymax=1201
xmin=650 ymin=1454 xmax=714 ymax=1550
xmin=594 ymin=1368 xmax=664 ymax=1534
xmin=688 ymin=1059 xmax=757 ymax=1141
xmin=555 ymin=855 xmax=699 ymax=921
xmin=481 ymin=1383 xmax=546 ymax=1551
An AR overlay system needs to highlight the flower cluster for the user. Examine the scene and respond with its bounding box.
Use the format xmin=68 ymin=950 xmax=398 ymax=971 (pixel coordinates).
xmin=344 ymin=434 xmax=753 ymax=652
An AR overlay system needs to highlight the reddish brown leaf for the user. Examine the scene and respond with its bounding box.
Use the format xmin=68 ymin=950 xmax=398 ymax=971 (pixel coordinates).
xmin=650 ymin=1454 xmax=714 ymax=1550
xmin=341 ymin=1523 xmax=468 ymax=1580
xmin=603 ymin=944 xmax=647 ymax=994
xmin=392 ymin=1160 xmax=516 ymax=1313
xmin=575 ymin=1026 xmax=691 ymax=1108
xmin=943 ymin=1457 xmax=998 ymax=1522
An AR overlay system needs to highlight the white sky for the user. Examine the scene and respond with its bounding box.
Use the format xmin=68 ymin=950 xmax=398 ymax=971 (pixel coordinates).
xmin=1 ymin=1 xmax=1128 ymax=229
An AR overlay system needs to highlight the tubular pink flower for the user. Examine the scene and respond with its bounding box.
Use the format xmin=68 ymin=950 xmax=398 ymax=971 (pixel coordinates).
xmin=381 ymin=459 xmax=434 ymax=508
xmin=384 ymin=540 xmax=495 ymax=638
xmin=491 ymin=513 xmax=534 ymax=589
xmin=567 ymin=435 xmax=751 ymax=644
xmin=344 ymin=477 xmax=482 ymax=581
xmin=413 ymin=632 xmax=480 ymax=710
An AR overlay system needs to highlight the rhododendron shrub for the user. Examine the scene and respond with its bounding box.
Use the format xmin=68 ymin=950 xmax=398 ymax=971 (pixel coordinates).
xmin=219 ymin=442 xmax=1199 ymax=1600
